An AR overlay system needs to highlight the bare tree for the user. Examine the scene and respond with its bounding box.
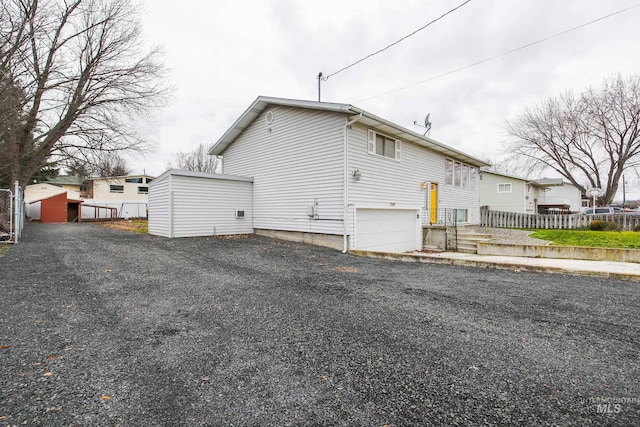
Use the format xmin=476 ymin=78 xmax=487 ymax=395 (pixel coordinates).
xmin=174 ymin=143 xmax=221 ymax=174
xmin=0 ymin=0 xmax=169 ymax=188
xmin=66 ymin=152 xmax=130 ymax=178
xmin=506 ymin=74 xmax=640 ymax=206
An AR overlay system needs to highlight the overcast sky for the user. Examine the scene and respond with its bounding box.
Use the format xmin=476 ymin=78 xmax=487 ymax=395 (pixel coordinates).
xmin=134 ymin=0 xmax=640 ymax=196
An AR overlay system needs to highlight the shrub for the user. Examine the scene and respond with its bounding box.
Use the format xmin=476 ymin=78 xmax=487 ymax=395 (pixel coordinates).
xmin=589 ymin=220 xmax=619 ymax=231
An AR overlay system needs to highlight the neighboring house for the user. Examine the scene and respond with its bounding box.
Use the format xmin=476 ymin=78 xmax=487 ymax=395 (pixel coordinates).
xmin=25 ymin=182 xmax=81 ymax=203
xmin=81 ymin=174 xmax=154 ymax=219
xmin=535 ymin=178 xmax=583 ymax=213
xmin=150 ymin=96 xmax=489 ymax=253
xmin=43 ymin=175 xmax=84 ymax=193
xmin=480 ymin=170 xmax=582 ymax=213
xmin=82 ymin=174 xmax=154 ymax=200
xmin=25 ymin=183 xmax=81 ymax=220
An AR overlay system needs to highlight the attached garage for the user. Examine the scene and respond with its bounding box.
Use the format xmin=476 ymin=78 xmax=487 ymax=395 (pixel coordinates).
xmin=354 ymin=208 xmax=421 ymax=252
xmin=148 ymin=170 xmax=253 ymax=238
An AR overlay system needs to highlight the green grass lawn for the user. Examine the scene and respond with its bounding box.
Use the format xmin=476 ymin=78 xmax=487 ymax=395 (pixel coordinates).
xmin=529 ymin=229 xmax=640 ymax=249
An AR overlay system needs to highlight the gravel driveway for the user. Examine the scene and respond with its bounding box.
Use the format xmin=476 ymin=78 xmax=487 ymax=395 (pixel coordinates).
xmin=1 ymin=223 xmax=639 ymax=426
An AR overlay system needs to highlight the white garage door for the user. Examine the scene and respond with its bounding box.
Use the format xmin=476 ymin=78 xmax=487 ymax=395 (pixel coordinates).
xmin=355 ymin=208 xmax=420 ymax=252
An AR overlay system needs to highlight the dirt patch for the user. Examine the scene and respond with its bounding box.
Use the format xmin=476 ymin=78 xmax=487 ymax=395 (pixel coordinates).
xmin=98 ymin=219 xmax=148 ymax=234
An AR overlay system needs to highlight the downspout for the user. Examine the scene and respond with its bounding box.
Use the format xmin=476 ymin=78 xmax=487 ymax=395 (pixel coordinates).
xmin=343 ymin=113 xmax=363 ymax=253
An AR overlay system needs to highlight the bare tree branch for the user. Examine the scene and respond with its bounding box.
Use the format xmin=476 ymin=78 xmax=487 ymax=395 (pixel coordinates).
xmin=506 ymin=74 xmax=640 ymax=205
xmin=173 ymin=143 xmax=221 ymax=174
xmin=0 ymin=0 xmax=169 ymax=187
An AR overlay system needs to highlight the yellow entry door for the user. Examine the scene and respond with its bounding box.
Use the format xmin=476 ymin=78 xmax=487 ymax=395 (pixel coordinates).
xmin=429 ymin=183 xmax=438 ymax=224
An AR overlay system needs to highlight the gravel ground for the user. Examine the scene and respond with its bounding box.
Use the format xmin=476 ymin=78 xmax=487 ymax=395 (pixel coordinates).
xmin=1 ymin=223 xmax=639 ymax=426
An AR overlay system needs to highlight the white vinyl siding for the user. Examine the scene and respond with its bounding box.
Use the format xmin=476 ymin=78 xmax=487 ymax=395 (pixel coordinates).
xmin=498 ymin=183 xmax=512 ymax=193
xmin=367 ymin=129 xmax=401 ymax=160
xmin=148 ymin=171 xmax=252 ymax=238
xmin=347 ymin=124 xmax=481 ymax=232
xmin=479 ymin=172 xmax=530 ymax=213
xmin=222 ymin=105 xmax=345 ymax=235
xmin=148 ymin=174 xmax=172 ymax=237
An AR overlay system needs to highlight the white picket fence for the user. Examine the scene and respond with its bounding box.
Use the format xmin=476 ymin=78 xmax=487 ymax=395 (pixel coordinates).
xmin=480 ymin=208 xmax=640 ymax=231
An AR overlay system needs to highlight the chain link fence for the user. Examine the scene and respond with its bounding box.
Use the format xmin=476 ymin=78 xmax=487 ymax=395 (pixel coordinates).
xmin=0 ymin=189 xmax=13 ymax=242
xmin=1 ymin=183 xmax=25 ymax=243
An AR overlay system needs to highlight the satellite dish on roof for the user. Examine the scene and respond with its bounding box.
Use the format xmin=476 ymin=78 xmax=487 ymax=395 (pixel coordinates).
xmin=413 ymin=113 xmax=433 ymax=136
xmin=424 ymin=113 xmax=432 ymax=136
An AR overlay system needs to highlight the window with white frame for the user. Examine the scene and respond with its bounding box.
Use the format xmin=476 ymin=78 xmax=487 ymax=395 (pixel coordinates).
xmin=445 ymin=159 xmax=453 ymax=185
xmin=445 ymin=158 xmax=477 ymax=189
xmin=110 ymin=184 xmax=124 ymax=193
xmin=367 ymin=129 xmax=401 ymax=160
xmin=462 ymin=164 xmax=469 ymax=188
xmin=456 ymin=208 xmax=468 ymax=223
xmin=497 ymin=183 xmax=512 ymax=193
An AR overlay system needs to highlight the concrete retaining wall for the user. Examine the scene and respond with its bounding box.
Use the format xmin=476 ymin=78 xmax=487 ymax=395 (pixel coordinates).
xmin=423 ymin=225 xmax=447 ymax=250
xmin=255 ymin=229 xmax=343 ymax=251
xmin=477 ymin=242 xmax=640 ymax=263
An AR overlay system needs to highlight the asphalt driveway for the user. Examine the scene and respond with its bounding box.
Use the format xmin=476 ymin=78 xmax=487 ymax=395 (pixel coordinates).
xmin=1 ymin=223 xmax=639 ymax=426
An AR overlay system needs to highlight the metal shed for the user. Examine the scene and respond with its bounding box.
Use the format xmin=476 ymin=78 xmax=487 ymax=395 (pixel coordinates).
xmin=148 ymin=169 xmax=253 ymax=238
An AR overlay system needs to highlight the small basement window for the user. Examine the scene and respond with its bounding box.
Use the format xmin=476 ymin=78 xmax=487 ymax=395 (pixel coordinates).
xmin=138 ymin=186 xmax=148 ymax=194
xmin=110 ymin=185 xmax=124 ymax=193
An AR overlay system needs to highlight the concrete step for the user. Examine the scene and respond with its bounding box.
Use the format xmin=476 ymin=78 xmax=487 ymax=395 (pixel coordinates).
xmin=456 ymin=244 xmax=479 ymax=254
xmin=452 ymin=231 xmax=493 ymax=254
xmin=422 ymin=245 xmax=444 ymax=252
xmin=455 ymin=232 xmax=493 ymax=241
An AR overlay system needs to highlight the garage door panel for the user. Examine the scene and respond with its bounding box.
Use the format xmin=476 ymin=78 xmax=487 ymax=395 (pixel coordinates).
xmin=355 ymin=208 xmax=420 ymax=252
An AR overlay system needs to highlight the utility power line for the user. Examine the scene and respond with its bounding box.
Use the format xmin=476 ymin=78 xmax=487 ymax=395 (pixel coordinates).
xmin=322 ymin=0 xmax=472 ymax=81
xmin=358 ymin=3 xmax=640 ymax=102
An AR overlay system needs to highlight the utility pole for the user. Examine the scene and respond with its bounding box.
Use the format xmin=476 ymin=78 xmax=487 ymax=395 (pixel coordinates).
xmin=623 ymin=174 xmax=626 ymax=206
xmin=317 ymin=72 xmax=323 ymax=102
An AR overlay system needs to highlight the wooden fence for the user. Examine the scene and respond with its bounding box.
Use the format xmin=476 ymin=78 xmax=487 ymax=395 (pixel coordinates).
xmin=480 ymin=208 xmax=640 ymax=231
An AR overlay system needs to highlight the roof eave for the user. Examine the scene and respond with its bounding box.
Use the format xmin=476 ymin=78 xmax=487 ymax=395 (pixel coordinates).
xmin=210 ymin=96 xmax=490 ymax=168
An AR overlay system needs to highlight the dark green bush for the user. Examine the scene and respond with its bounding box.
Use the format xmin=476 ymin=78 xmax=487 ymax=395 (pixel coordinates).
xmin=589 ymin=220 xmax=620 ymax=231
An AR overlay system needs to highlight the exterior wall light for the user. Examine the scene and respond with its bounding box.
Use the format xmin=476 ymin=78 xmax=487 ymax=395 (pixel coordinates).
xmin=352 ymin=169 xmax=361 ymax=181
xmin=420 ymin=181 xmax=428 ymax=190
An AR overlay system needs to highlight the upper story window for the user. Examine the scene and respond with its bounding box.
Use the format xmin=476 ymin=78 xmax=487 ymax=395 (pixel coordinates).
xmin=145 ymin=178 xmax=153 ymax=184
xmin=445 ymin=158 xmax=477 ymax=190
xmin=125 ymin=177 xmax=143 ymax=183
xmin=138 ymin=186 xmax=149 ymax=194
xmin=367 ymin=130 xmax=401 ymax=160
xmin=497 ymin=183 xmax=512 ymax=193
xmin=110 ymin=185 xmax=124 ymax=193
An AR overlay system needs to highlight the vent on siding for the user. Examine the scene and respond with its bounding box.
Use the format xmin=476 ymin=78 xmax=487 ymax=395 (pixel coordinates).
xmin=235 ymin=210 xmax=245 ymax=219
